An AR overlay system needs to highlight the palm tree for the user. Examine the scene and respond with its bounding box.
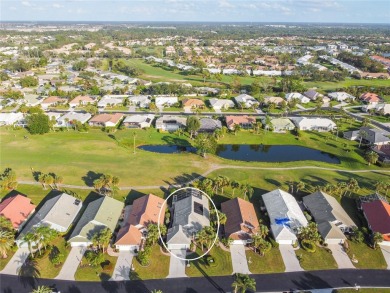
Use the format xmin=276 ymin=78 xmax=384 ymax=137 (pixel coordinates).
xmin=346 ymin=178 xmax=359 ymax=197
xmin=233 ymin=124 xmax=241 ymax=135
xmin=93 ymin=177 xmax=104 ymax=194
xmin=35 ymin=226 xmax=58 ymax=251
xmin=93 ymin=228 xmax=112 ymax=254
xmin=257 ymin=224 xmax=269 ymax=239
xmin=373 ymin=232 xmax=383 ymax=249
xmin=21 ymin=232 xmax=39 ymax=257
xmin=0 ymin=229 xmax=14 ymax=258
xmin=53 ymin=175 xmax=63 ymax=189
xmin=337 ymin=182 xmax=347 ymax=197
xmin=241 ymin=184 xmax=253 ymax=200
xmin=220 ymin=176 xmax=230 ymax=194
xmin=231 ymin=181 xmax=240 ymax=197
xmin=213 ymin=176 xmax=224 ymax=194
xmin=85 ymin=250 xmax=105 ymax=267
xmin=358 ymin=129 xmax=367 ymax=148
xmin=31 ymin=286 xmax=52 ymax=293
xmin=296 ymin=181 xmax=305 ymax=194
xmin=196 ymin=228 xmax=208 ymax=251
xmin=217 ymin=211 xmax=227 ymax=226
xmin=365 ymin=151 xmax=379 ymax=166
xmin=231 ymin=273 xmax=256 ymax=293
xmin=44 ymin=174 xmax=54 ymax=189
xmin=38 ymin=173 xmax=46 ymax=189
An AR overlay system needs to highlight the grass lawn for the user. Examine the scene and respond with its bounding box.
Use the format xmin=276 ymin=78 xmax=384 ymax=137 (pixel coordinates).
xmin=33 ymin=236 xmax=71 ymax=279
xmin=295 ymin=247 xmax=338 ymax=270
xmin=186 ymin=246 xmax=233 ymax=277
xmin=346 ymin=241 xmax=388 ymax=269
xmin=246 ymin=248 xmax=285 ymax=273
xmin=74 ymin=252 xmax=117 ymax=281
xmin=130 ymin=244 xmax=170 ymax=280
xmin=304 ymin=78 xmax=390 ymax=91
xmin=0 ymin=246 xmax=17 ymax=271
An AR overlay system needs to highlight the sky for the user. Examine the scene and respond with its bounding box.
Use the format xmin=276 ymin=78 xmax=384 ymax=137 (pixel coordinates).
xmin=0 ymin=0 xmax=389 ymax=23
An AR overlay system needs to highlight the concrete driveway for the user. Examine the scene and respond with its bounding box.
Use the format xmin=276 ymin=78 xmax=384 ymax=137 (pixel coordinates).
xmin=55 ymin=246 xmax=86 ymax=280
xmin=167 ymin=249 xmax=187 ymax=278
xmin=111 ymin=251 xmax=135 ymax=281
xmin=379 ymin=244 xmax=390 ymax=269
xmin=279 ymin=244 xmax=304 ymax=272
xmin=0 ymin=247 xmax=30 ymax=275
xmin=230 ymin=244 xmax=251 ymax=274
xmin=327 ymin=243 xmax=355 ymax=269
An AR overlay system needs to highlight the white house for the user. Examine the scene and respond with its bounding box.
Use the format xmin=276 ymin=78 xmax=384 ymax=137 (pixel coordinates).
xmin=262 ymin=189 xmax=308 ymax=244
xmin=155 ymin=115 xmax=186 ymax=131
xmin=128 ymin=95 xmax=151 ymax=108
xmin=155 ymin=96 xmax=178 ymax=108
xmin=123 ymin=114 xmax=155 ymax=128
xmin=292 ymin=117 xmax=336 ymax=132
xmin=0 ymin=112 xmax=24 ymax=126
xmin=208 ymin=98 xmax=235 ymax=111
xmin=285 ymin=93 xmax=310 ymax=104
xmin=328 ymin=92 xmax=356 ymax=102
xmin=16 ymin=193 xmax=82 ymax=247
xmin=97 ymin=95 xmax=127 ymax=109
xmin=362 ymin=103 xmax=390 ymax=115
xmin=23 ymin=94 xmax=43 ymax=107
xmin=57 ymin=112 xmax=92 ymax=127
xmin=234 ymin=94 xmax=259 ymax=108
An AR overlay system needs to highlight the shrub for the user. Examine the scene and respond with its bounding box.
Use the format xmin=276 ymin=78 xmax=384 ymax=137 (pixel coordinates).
xmin=301 ymin=240 xmax=316 ymax=253
xmin=269 ymin=238 xmax=279 ymax=248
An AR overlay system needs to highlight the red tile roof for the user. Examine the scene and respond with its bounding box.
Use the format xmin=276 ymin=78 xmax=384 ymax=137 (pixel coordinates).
xmin=183 ymin=99 xmax=205 ymax=108
xmin=225 ymin=115 xmax=256 ymax=129
xmin=362 ymin=200 xmax=390 ymax=241
xmin=89 ymin=113 xmax=123 ymax=124
xmin=115 ymin=194 xmax=165 ymax=246
xmin=221 ymin=197 xmax=259 ymax=240
xmin=69 ymin=95 xmax=94 ymax=105
xmin=360 ymin=92 xmax=381 ymax=103
xmin=0 ymin=194 xmax=36 ymax=229
xmin=42 ymin=96 xmax=67 ymax=104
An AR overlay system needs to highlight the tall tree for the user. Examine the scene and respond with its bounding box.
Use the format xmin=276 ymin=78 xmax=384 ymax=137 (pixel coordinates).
xmin=194 ymin=133 xmax=217 ymax=158
xmin=26 ymin=113 xmax=50 ymax=135
xmin=365 ymin=151 xmax=379 ymax=166
xmin=186 ymin=116 xmax=201 ymax=139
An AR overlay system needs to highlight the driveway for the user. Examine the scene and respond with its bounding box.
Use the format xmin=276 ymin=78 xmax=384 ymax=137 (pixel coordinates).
xmin=279 ymin=244 xmax=303 ymax=272
xmin=379 ymin=244 xmax=390 ymax=269
xmin=0 ymin=247 xmax=30 ymax=275
xmin=111 ymin=251 xmax=135 ymax=281
xmin=327 ymin=243 xmax=355 ymax=269
xmin=167 ymin=249 xmax=187 ymax=278
xmin=55 ymin=246 xmax=86 ymax=280
xmin=230 ymin=244 xmax=251 ymax=274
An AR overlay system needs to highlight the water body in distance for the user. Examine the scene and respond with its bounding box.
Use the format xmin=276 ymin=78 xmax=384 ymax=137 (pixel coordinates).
xmin=139 ymin=144 xmax=340 ymax=163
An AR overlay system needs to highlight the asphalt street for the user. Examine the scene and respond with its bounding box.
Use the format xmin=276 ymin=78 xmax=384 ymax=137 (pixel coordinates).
xmin=1 ymin=269 xmax=390 ymax=293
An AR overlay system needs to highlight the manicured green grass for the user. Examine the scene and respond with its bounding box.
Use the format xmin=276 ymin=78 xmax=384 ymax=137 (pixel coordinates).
xmin=131 ymin=244 xmax=170 ymax=280
xmin=346 ymin=241 xmax=388 ymax=269
xmin=295 ymin=247 xmax=338 ymax=270
xmin=0 ymin=246 xmax=17 ymax=271
xmin=33 ymin=236 xmax=71 ymax=279
xmin=304 ymin=78 xmax=390 ymax=91
xmin=74 ymin=252 xmax=117 ymax=281
xmin=246 ymin=248 xmax=285 ymax=273
xmin=186 ymin=246 xmax=233 ymax=277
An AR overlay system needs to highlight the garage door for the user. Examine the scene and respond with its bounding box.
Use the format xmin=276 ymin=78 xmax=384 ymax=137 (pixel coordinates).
xmin=168 ymin=244 xmax=188 ymax=250
xmin=277 ymin=240 xmax=294 ymax=245
xmin=326 ymin=239 xmax=344 ymax=245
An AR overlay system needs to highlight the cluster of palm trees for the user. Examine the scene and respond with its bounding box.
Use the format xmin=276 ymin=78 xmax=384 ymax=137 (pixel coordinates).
xmin=251 ymin=223 xmax=272 ymax=256
xmin=93 ymin=174 xmax=120 ymax=196
xmin=193 ymin=176 xmax=254 ymax=200
xmin=231 ymin=273 xmax=256 ymax=293
xmin=84 ymin=227 xmax=113 ymax=267
xmin=196 ymin=226 xmax=217 ymax=251
xmin=0 ymin=168 xmax=18 ymax=191
xmin=22 ymin=226 xmax=59 ymax=257
xmin=136 ymin=224 xmax=167 ymax=266
xmin=37 ymin=173 xmax=63 ymax=190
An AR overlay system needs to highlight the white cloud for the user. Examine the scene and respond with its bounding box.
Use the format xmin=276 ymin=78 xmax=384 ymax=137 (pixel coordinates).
xmin=218 ymin=0 xmax=235 ymax=9
xmin=21 ymin=1 xmax=32 ymax=7
xmin=52 ymin=3 xmax=64 ymax=8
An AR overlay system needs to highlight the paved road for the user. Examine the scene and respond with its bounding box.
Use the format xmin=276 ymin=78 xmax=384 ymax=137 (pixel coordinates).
xmin=1 ymin=269 xmax=390 ymax=293
xmin=55 ymin=247 xmax=85 ymax=280
xmin=328 ymin=244 xmax=355 ymax=269
xmin=230 ymin=244 xmax=251 ymax=274
xmin=0 ymin=247 xmax=30 ymax=275
xmin=279 ymin=244 xmax=304 ymax=272
xmin=111 ymin=251 xmax=134 ymax=281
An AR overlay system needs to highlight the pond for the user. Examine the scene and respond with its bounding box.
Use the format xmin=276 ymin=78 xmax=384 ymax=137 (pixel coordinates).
xmin=138 ymin=144 xmax=340 ymax=164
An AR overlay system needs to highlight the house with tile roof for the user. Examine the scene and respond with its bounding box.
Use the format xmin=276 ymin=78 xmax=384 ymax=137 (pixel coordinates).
xmin=0 ymin=194 xmax=36 ymax=230
xmin=269 ymin=118 xmax=295 ymax=133
xmin=41 ymin=96 xmax=67 ymax=109
xmin=167 ymin=188 xmax=210 ymax=250
xmin=115 ymin=194 xmax=165 ymax=251
xmin=68 ymin=196 xmax=123 ymax=247
xmin=69 ymin=95 xmax=94 ymax=108
xmin=208 ymin=98 xmax=235 ymax=111
xmin=128 ymin=95 xmax=151 ymax=108
xmin=360 ymin=194 xmax=390 ymax=245
xmin=360 ymin=92 xmax=382 ymax=105
xmin=303 ymin=191 xmax=356 ymax=244
xmin=88 ymin=113 xmax=124 ymax=127
xmin=123 ymin=114 xmax=155 ymax=129
xmin=225 ymin=115 xmax=256 ymax=130
xmin=221 ymin=197 xmax=259 ymax=244
xmin=16 ymin=193 xmax=82 ymax=247
xmin=262 ymin=189 xmax=308 ymax=244
xmin=182 ymin=98 xmax=205 ymax=111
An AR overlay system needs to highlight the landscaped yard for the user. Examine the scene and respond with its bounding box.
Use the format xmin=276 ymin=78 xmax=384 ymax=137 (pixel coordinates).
xmin=246 ymin=248 xmax=285 ymax=273
xmin=346 ymin=241 xmax=388 ymax=269
xmin=295 ymin=246 xmax=338 ymax=270
xmin=0 ymin=246 xmax=17 ymax=271
xmin=186 ymin=246 xmax=233 ymax=277
xmin=130 ymin=244 xmax=170 ymax=280
xmin=33 ymin=236 xmax=71 ymax=279
xmin=74 ymin=252 xmax=117 ymax=281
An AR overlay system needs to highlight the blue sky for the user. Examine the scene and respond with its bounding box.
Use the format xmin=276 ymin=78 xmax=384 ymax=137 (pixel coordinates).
xmin=0 ymin=0 xmax=389 ymax=23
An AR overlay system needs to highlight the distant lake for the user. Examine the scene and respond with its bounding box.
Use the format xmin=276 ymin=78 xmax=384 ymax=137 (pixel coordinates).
xmin=138 ymin=144 xmax=340 ymax=164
